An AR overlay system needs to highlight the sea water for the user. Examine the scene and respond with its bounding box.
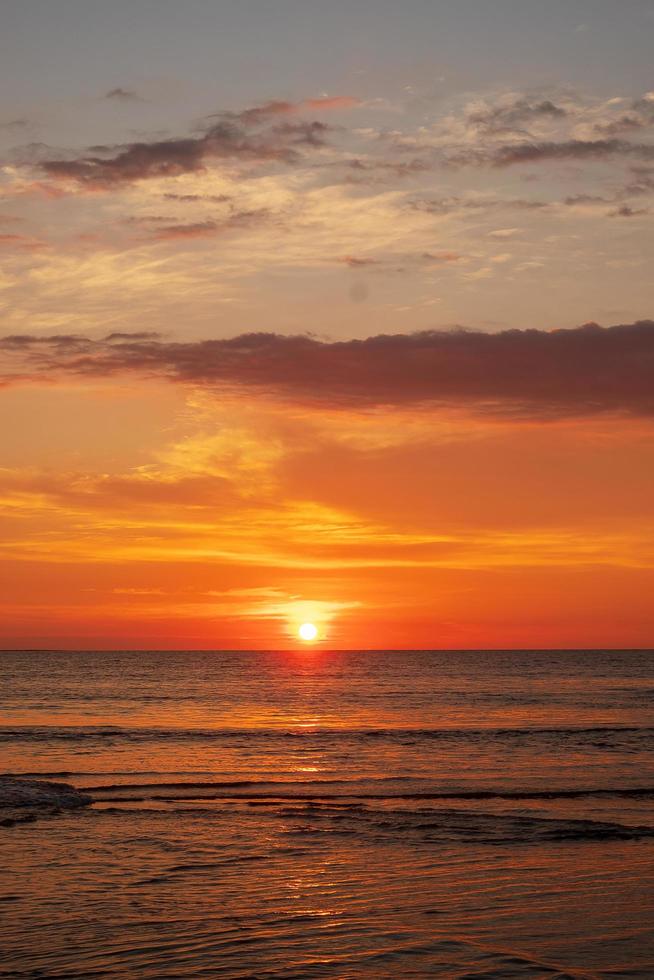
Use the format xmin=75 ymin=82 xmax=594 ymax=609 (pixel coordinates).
xmin=1 ymin=649 xmax=653 ymax=977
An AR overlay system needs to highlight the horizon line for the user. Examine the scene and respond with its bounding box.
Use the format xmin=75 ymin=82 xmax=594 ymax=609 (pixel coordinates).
xmin=2 ymin=647 xmax=653 ymax=654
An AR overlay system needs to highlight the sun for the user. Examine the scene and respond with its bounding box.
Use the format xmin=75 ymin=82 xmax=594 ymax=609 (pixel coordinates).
xmin=298 ymin=622 xmax=318 ymax=642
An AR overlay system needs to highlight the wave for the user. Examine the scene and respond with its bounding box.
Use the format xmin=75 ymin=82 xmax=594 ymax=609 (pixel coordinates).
xmin=1 ymin=723 xmax=652 ymax=742
xmin=93 ymin=797 xmax=654 ymax=845
xmin=81 ymin=777 xmax=654 ymax=801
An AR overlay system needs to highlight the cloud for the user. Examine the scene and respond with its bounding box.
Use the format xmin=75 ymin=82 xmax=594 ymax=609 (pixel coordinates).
xmin=272 ymin=119 xmax=329 ymax=147
xmin=593 ymin=114 xmax=648 ymax=137
xmin=7 ymin=142 xmax=75 ymax=165
xmin=340 ymin=157 xmax=432 ymax=182
xmin=449 ymin=138 xmax=654 ymax=168
xmin=0 ymin=232 xmax=47 ymax=252
xmin=608 ymin=204 xmax=648 ymax=218
xmin=150 ymin=220 xmax=221 ymax=241
xmin=148 ymin=208 xmax=271 ymax=241
xmin=335 ymin=251 xmax=461 ymax=273
xmin=3 ymin=321 xmax=654 ymax=418
xmin=386 ymin=88 xmax=654 ymax=175
xmin=563 ymin=193 xmax=610 ymax=207
xmin=105 ymin=331 xmax=161 ymax=341
xmin=409 ymin=195 xmax=548 ymax=215
xmin=38 ymin=97 xmax=349 ymax=189
xmin=592 ymin=94 xmax=654 ymax=137
xmin=41 ymin=127 xmax=292 ymax=188
xmin=466 ymin=97 xmax=567 ymax=135
xmin=623 ymin=166 xmax=654 ymax=196
xmin=104 ymin=88 xmax=143 ymax=102
xmin=338 ymin=255 xmax=381 ymax=268
xmin=162 ymin=192 xmax=231 ymax=203
xmin=231 ymin=95 xmax=359 ymax=125
xmin=0 ymin=118 xmax=32 ymax=131
xmin=304 ymin=96 xmax=360 ymax=112
xmin=488 ymin=228 xmax=520 ymax=239
xmin=30 ymin=86 xmax=654 ymax=195
xmin=420 ymin=251 xmax=463 ymax=264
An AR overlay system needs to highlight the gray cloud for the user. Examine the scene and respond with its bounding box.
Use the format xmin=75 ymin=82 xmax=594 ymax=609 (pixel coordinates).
xmin=104 ymin=88 xmax=143 ymax=103
xmin=3 ymin=321 xmax=654 ymax=418
xmin=449 ymin=138 xmax=654 ymax=168
xmin=467 ymin=97 xmax=567 ymax=135
xmin=607 ymin=204 xmax=649 ymax=218
xmin=622 ymin=166 xmax=654 ymax=197
xmin=0 ymin=118 xmax=32 ymax=131
xmin=409 ymin=195 xmax=548 ymax=215
xmin=39 ymin=103 xmax=337 ymax=189
xmin=593 ymin=95 xmax=654 ymax=137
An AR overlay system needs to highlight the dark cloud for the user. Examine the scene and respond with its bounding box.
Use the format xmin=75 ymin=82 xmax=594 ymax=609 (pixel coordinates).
xmin=409 ymin=195 xmax=548 ymax=215
xmin=104 ymin=88 xmax=142 ymax=102
xmin=273 ymin=119 xmax=329 ymax=147
xmin=607 ymin=204 xmax=648 ymax=217
xmin=151 ymin=219 xmax=219 ymax=241
xmin=35 ymin=94 xmax=359 ymax=189
xmin=105 ymin=331 xmax=161 ymax=341
xmin=150 ymin=208 xmax=270 ymax=241
xmin=3 ymin=322 xmax=654 ymax=418
xmin=41 ymin=128 xmax=280 ymax=188
xmin=0 ymin=118 xmax=31 ymax=130
xmin=124 ymin=214 xmax=174 ymax=224
xmin=342 ymin=158 xmax=432 ymax=182
xmin=450 ymin=138 xmax=654 ymax=168
xmin=467 ymin=97 xmax=567 ymax=134
xmin=563 ymin=188 xmax=652 ymax=214
xmin=40 ymin=108 xmax=336 ymax=189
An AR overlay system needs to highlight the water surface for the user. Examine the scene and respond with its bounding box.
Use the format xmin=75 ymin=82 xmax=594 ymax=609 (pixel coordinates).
xmin=1 ymin=649 xmax=653 ymax=977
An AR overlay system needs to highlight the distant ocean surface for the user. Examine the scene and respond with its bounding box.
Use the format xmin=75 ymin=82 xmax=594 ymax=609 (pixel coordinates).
xmin=1 ymin=649 xmax=654 ymax=978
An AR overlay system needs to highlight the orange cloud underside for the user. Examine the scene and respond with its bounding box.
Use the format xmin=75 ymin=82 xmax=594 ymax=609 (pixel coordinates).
xmin=0 ymin=378 xmax=653 ymax=649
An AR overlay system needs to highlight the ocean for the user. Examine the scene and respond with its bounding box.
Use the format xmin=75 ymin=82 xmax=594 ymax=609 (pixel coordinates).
xmin=1 ymin=649 xmax=653 ymax=978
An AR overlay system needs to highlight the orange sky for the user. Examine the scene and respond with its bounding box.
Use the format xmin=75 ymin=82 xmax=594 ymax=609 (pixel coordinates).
xmin=1 ymin=10 xmax=654 ymax=648
xmin=1 ymin=360 xmax=653 ymax=649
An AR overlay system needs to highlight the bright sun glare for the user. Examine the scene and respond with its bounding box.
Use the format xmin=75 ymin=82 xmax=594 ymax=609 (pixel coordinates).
xmin=298 ymin=622 xmax=318 ymax=641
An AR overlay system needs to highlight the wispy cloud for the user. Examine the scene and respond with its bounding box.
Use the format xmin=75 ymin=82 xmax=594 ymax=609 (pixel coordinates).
xmin=103 ymin=87 xmax=143 ymax=103
xmin=147 ymin=208 xmax=271 ymax=241
xmin=449 ymin=138 xmax=654 ymax=168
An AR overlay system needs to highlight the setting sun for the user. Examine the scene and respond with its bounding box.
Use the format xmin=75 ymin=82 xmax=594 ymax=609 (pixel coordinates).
xmin=2 ymin=4 xmax=653 ymax=979
xmin=298 ymin=622 xmax=318 ymax=642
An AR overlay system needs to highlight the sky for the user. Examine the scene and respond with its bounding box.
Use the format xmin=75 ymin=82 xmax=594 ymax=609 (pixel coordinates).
xmin=1 ymin=0 xmax=653 ymax=649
